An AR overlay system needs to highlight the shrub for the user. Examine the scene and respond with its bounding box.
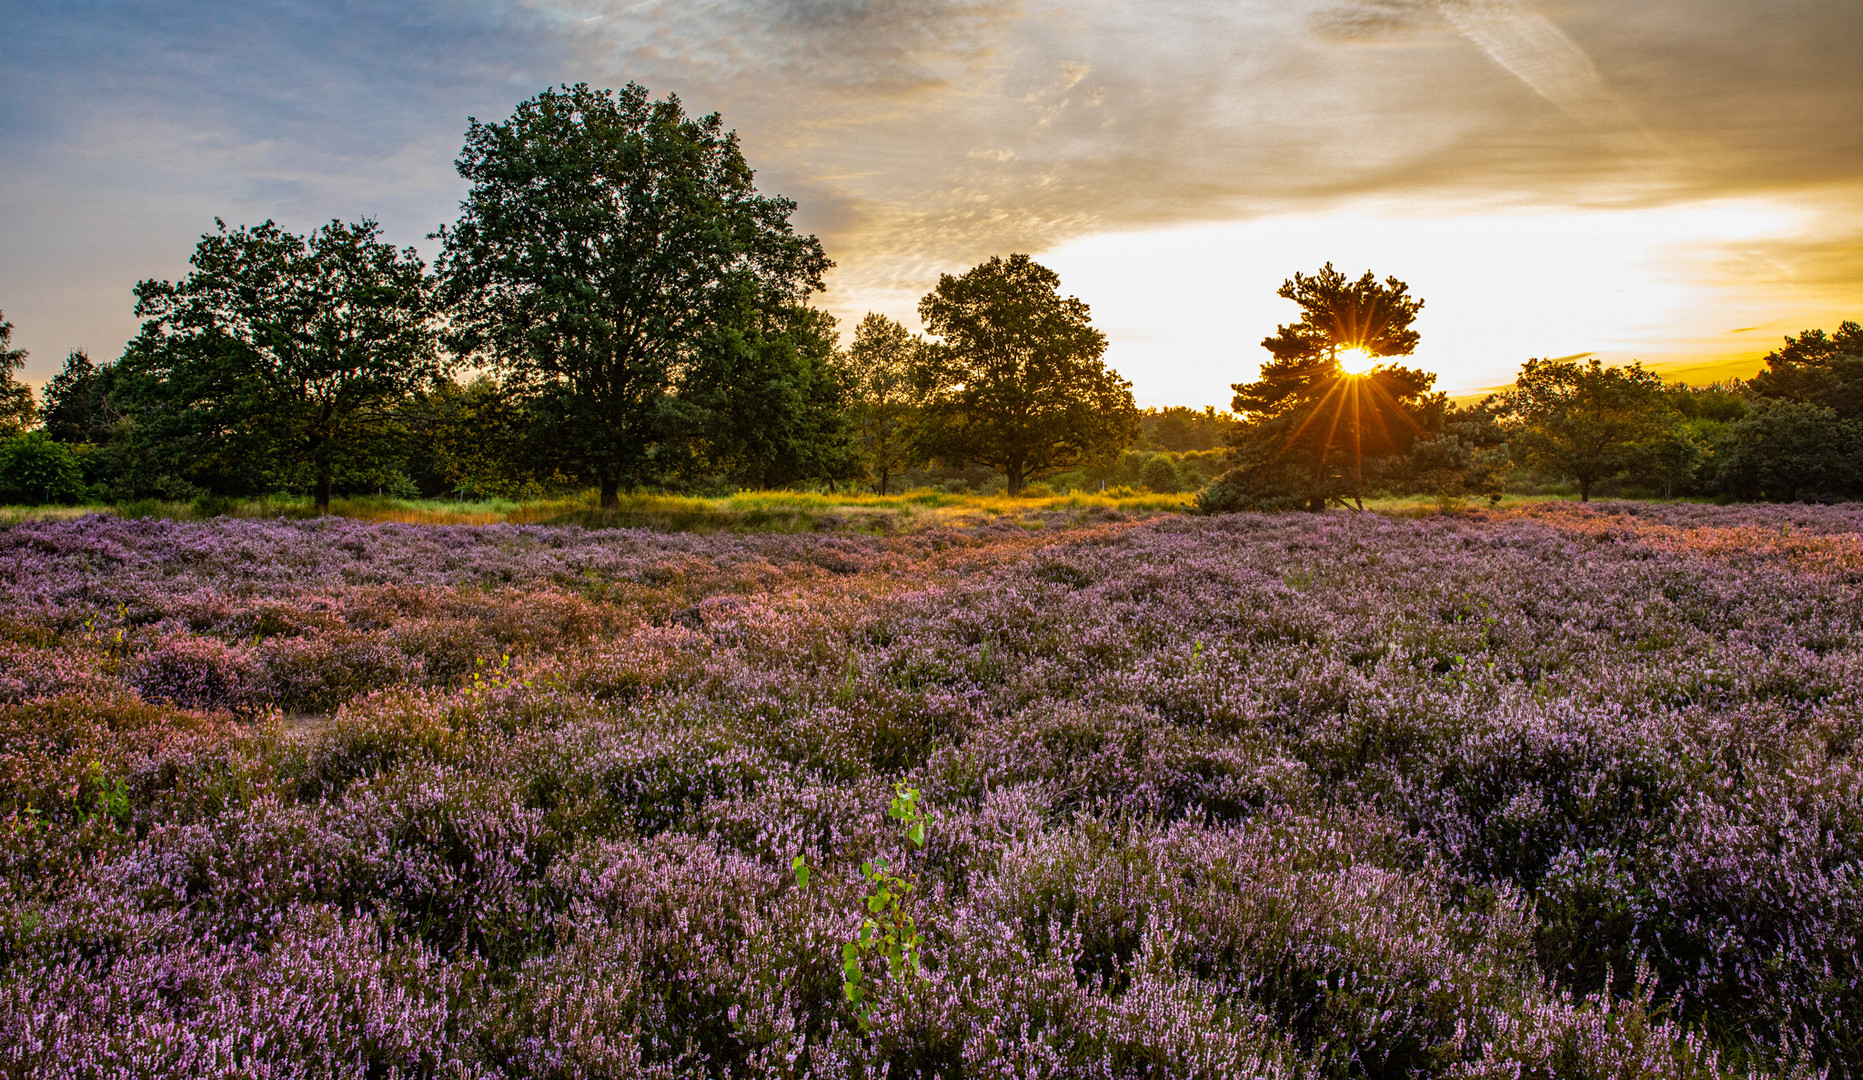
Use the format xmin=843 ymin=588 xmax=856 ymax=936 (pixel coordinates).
xmin=125 ymin=635 xmax=261 ymax=712
xmin=1139 ymin=454 xmax=1182 ymax=494
xmin=0 ymin=433 xmax=86 ymax=505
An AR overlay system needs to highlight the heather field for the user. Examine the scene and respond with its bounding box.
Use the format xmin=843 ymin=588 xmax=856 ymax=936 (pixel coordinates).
xmin=2 ymin=504 xmax=1860 ymax=1079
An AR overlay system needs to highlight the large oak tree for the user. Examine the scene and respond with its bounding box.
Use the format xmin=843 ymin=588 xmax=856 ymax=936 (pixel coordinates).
xmin=435 ymin=83 xmax=831 ymax=506
xmin=124 ymin=219 xmax=440 ymax=509
xmin=915 ymin=255 xmax=1137 ymax=494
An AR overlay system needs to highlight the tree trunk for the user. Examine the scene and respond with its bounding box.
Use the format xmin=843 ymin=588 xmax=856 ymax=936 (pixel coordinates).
xmin=1307 ymin=495 xmax=1325 ymax=512
xmin=1578 ymin=478 xmax=1591 ymax=503
xmin=315 ymin=470 xmax=333 ymax=513
xmin=1006 ymin=462 xmax=1024 ymax=496
xmin=878 ymin=466 xmax=890 ymax=496
xmin=600 ymin=475 xmax=619 ymax=509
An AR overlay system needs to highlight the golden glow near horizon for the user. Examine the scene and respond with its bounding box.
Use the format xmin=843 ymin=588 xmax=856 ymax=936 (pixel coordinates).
xmin=1335 ymin=348 xmax=1378 ymax=375
xmin=0 ymin=0 xmax=1856 ymax=406
xmin=835 ymin=192 xmax=1857 ymax=410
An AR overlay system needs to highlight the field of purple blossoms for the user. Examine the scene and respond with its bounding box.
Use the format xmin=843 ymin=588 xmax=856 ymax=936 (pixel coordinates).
xmin=1 ymin=503 xmax=1859 ymax=1079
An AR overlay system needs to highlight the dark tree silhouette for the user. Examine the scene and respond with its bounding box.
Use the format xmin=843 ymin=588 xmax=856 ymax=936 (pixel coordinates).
xmin=1505 ymin=357 xmax=1677 ymax=502
xmin=843 ymin=313 xmax=925 ymax=494
xmin=1748 ymin=320 xmax=1863 ymax=418
xmin=0 ymin=312 xmax=34 ymax=437
xmin=1203 ymin=266 xmax=1435 ymax=512
xmin=1259 ymin=262 xmax=1423 ymax=367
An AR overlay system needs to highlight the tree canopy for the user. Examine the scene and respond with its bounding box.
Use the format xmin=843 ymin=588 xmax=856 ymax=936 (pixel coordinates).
xmin=40 ymin=350 xmax=116 ymax=446
xmin=122 ymin=218 xmax=441 ymax=509
xmin=915 ymin=254 xmax=1138 ymax=494
xmin=1748 ymin=321 xmax=1863 ymax=419
xmin=1504 ymin=357 xmax=1677 ymax=502
xmin=435 ymin=82 xmax=831 ymax=506
xmin=1204 ymin=267 xmax=1436 ymax=512
xmin=1259 ymin=262 xmax=1423 ymax=365
xmin=683 ymin=305 xmax=861 ymax=490
xmin=843 ymin=313 xmax=925 ymax=494
xmin=0 ymin=311 xmax=35 ymax=437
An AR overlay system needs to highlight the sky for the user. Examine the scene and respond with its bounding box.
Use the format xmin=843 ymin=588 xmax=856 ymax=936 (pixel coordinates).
xmin=2 ymin=0 xmax=1859 ymax=407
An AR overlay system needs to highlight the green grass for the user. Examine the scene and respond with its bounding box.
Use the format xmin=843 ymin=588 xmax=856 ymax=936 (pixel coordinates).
xmin=3 ymin=487 xmax=1711 ymax=532
xmin=0 ymin=488 xmax=1196 ymax=533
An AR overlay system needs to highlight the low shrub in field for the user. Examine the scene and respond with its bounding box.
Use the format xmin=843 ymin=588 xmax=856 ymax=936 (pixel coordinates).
xmin=0 ymin=503 xmax=1859 ymax=1077
xmin=125 ymin=634 xmax=261 ymax=712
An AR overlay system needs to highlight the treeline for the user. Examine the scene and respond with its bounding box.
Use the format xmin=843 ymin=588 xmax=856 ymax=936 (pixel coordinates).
xmin=1197 ymin=264 xmax=1863 ymax=511
xmin=0 ymin=84 xmax=1139 ymax=509
xmin=2 ymin=83 xmax=1858 ymax=511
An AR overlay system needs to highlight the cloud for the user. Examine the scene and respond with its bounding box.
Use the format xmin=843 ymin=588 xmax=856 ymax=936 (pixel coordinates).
xmin=0 ymin=0 xmax=1856 ymax=382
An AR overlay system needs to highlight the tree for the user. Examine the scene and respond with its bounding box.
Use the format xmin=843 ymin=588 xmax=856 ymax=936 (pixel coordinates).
xmin=685 ymin=305 xmax=862 ymax=490
xmin=1400 ymin=397 xmax=1512 ymax=505
xmin=1748 ymin=321 xmax=1863 ymax=418
xmin=41 ymin=349 xmax=120 ymax=445
xmin=1504 ymin=357 xmax=1677 ymax=502
xmin=1203 ymin=266 xmax=1434 ymax=512
xmin=1259 ymin=263 xmax=1423 ymax=367
xmin=0 ymin=311 xmax=35 ymax=437
xmin=1142 ymin=406 xmax=1237 ymax=452
xmin=1711 ymin=399 xmax=1860 ymax=500
xmin=915 ymin=255 xmax=1138 ymax=494
xmin=399 ymin=376 xmax=540 ymax=499
xmin=843 ymin=313 xmax=924 ymax=494
xmin=125 ymin=218 xmax=440 ymax=509
xmin=1139 ymin=454 xmax=1182 ymax=494
xmin=435 ymin=83 xmax=831 ymax=507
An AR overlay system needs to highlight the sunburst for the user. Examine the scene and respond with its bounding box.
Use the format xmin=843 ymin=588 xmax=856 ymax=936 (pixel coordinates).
xmin=1335 ymin=347 xmax=1378 ymax=375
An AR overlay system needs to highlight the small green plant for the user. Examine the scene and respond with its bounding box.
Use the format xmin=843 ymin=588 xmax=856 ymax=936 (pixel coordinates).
xmin=78 ymin=760 xmax=130 ymax=830
xmin=81 ymin=603 xmax=131 ymax=666
xmin=464 ymin=653 xmax=528 ymax=702
xmin=793 ymin=781 xmax=930 ymax=1030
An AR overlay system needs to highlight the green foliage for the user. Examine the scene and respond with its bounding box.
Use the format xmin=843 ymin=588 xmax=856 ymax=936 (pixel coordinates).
xmin=1205 ymin=266 xmax=1438 ymax=513
xmin=1400 ymin=397 xmax=1512 ymax=505
xmin=795 ymin=781 xmax=930 ymax=1030
xmin=1258 ymin=262 xmax=1423 ymax=364
xmin=0 ymin=433 xmax=86 ymax=505
xmin=0 ymin=311 xmax=36 ymax=438
xmin=844 ymin=313 xmax=926 ymax=494
xmin=685 ymin=305 xmax=862 ymax=490
xmin=39 ymin=349 xmax=119 ymax=446
xmin=915 ymin=255 xmax=1139 ymax=495
xmin=1139 ymin=406 xmax=1238 ymax=452
xmin=122 ymin=218 xmax=441 ymax=509
xmin=1504 ymin=358 xmax=1680 ymax=502
xmin=1748 ymin=320 xmax=1863 ymax=418
xmin=435 ymin=82 xmax=832 ymax=507
xmin=1711 ymin=398 xmax=1861 ymax=500
xmin=1139 ymin=454 xmax=1182 ymax=494
xmin=399 ymin=376 xmax=543 ymax=499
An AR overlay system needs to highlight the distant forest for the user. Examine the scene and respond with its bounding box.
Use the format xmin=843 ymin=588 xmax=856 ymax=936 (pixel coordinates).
xmin=0 ymin=82 xmax=1859 ymax=511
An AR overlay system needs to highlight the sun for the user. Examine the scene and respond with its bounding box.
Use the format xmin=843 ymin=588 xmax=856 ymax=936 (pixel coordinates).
xmin=1335 ymin=347 xmax=1379 ymax=375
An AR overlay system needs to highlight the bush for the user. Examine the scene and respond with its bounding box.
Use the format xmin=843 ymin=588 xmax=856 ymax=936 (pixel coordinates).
xmin=125 ymin=636 xmax=262 ymax=712
xmin=0 ymin=433 xmax=86 ymax=505
xmin=1194 ymin=465 xmax=1301 ymax=513
xmin=1712 ymin=399 xmax=1861 ymax=499
xmin=1138 ymin=454 xmax=1181 ymax=494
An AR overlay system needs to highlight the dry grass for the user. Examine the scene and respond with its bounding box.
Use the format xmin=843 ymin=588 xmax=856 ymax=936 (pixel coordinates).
xmin=0 ymin=489 xmax=1196 ymax=533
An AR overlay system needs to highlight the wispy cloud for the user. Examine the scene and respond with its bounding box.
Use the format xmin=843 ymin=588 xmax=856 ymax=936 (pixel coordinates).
xmin=0 ymin=0 xmax=1856 ymax=382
